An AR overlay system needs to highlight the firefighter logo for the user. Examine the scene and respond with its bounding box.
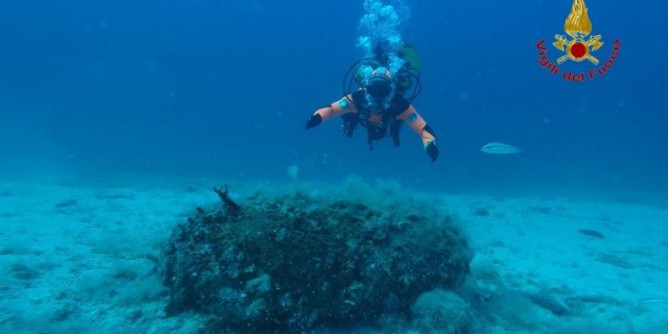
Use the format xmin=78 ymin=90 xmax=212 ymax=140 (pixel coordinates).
xmin=536 ymin=0 xmax=620 ymax=82
xmin=552 ymin=0 xmax=603 ymax=64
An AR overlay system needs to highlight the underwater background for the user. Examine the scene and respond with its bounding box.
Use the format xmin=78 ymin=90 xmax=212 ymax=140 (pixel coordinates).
xmin=1 ymin=1 xmax=668 ymax=333
xmin=0 ymin=0 xmax=666 ymax=196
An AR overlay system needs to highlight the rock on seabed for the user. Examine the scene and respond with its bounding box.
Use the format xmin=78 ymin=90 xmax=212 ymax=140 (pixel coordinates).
xmin=160 ymin=184 xmax=473 ymax=333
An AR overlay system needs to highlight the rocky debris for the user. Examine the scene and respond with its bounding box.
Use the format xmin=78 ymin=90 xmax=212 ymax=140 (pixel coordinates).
xmin=160 ymin=184 xmax=473 ymax=333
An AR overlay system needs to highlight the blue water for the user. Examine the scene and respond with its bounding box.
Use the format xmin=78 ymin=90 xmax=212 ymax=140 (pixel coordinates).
xmin=1 ymin=0 xmax=665 ymax=195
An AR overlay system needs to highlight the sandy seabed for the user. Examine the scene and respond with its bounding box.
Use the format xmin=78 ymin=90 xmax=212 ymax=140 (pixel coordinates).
xmin=0 ymin=175 xmax=666 ymax=334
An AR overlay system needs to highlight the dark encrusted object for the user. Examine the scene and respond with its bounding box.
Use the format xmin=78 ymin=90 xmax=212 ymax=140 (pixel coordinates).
xmin=578 ymin=228 xmax=605 ymax=239
xmin=526 ymin=292 xmax=570 ymax=316
xmin=160 ymin=186 xmax=473 ymax=333
xmin=212 ymin=184 xmax=240 ymax=212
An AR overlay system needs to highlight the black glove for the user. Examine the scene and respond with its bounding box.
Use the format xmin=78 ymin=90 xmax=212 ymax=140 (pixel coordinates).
xmin=305 ymin=114 xmax=322 ymax=130
xmin=426 ymin=141 xmax=439 ymax=162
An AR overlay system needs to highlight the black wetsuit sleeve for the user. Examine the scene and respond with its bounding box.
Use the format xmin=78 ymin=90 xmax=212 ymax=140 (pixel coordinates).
xmin=391 ymin=95 xmax=411 ymax=116
xmin=350 ymin=90 xmax=366 ymax=106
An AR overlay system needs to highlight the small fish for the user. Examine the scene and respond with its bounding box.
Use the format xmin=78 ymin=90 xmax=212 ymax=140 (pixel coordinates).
xmin=480 ymin=142 xmax=522 ymax=154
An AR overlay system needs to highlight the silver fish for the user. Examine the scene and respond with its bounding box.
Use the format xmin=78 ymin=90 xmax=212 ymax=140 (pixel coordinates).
xmin=480 ymin=142 xmax=522 ymax=154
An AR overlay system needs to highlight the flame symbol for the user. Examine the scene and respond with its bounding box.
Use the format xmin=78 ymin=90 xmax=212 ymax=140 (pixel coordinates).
xmin=565 ymin=0 xmax=592 ymax=38
xmin=552 ymin=0 xmax=603 ymax=64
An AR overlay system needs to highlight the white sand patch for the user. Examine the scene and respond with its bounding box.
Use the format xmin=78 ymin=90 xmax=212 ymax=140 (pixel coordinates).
xmin=0 ymin=177 xmax=216 ymax=333
xmin=445 ymin=193 xmax=668 ymax=332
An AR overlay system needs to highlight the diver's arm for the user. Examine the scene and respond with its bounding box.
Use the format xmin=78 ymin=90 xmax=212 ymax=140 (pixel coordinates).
xmin=397 ymin=105 xmax=436 ymax=146
xmin=397 ymin=105 xmax=440 ymax=162
xmin=305 ymin=95 xmax=356 ymax=129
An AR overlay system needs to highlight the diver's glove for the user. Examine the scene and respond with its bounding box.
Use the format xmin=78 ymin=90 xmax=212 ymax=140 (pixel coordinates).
xmin=305 ymin=114 xmax=322 ymax=130
xmin=426 ymin=141 xmax=440 ymax=162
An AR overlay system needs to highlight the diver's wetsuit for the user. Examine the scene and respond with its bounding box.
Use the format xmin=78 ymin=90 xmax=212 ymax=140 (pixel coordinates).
xmin=312 ymin=90 xmax=437 ymax=150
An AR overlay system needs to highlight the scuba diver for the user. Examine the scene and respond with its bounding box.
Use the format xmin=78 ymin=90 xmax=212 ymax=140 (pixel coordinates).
xmin=304 ymin=44 xmax=440 ymax=162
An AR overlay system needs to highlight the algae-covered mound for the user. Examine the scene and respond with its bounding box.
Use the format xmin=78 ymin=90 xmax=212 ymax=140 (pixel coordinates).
xmin=160 ymin=181 xmax=473 ymax=332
